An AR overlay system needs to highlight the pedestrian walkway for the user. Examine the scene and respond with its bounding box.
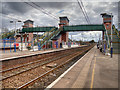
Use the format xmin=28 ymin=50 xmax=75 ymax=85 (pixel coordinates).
xmin=47 ymin=46 xmax=118 ymax=89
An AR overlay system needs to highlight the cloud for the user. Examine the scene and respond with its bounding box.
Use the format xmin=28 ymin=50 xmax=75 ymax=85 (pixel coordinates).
xmin=1 ymin=1 xmax=118 ymax=41
xmin=31 ymin=2 xmax=72 ymax=9
xmin=69 ymin=31 xmax=102 ymax=41
xmin=2 ymin=2 xmax=34 ymax=15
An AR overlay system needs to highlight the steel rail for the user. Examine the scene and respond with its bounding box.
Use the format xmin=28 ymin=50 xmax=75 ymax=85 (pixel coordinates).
xmin=1 ymin=49 xmax=80 ymax=81
xmin=17 ymin=45 xmax=94 ymax=89
xmin=1 ymin=50 xmax=68 ymax=73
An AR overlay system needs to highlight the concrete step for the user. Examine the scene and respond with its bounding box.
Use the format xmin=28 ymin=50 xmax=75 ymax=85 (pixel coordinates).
xmin=113 ymin=44 xmax=119 ymax=49
xmin=108 ymin=35 xmax=120 ymax=39
xmin=112 ymin=43 xmax=120 ymax=54
xmin=108 ymin=35 xmax=120 ymax=42
xmin=113 ymin=49 xmax=120 ymax=54
xmin=107 ymin=30 xmax=116 ymax=35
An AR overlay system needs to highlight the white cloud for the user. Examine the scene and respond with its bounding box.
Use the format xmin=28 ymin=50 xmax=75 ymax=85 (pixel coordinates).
xmin=1 ymin=1 xmax=118 ymax=41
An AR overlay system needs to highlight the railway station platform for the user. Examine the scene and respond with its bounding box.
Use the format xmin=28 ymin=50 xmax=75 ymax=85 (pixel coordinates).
xmin=0 ymin=45 xmax=86 ymax=60
xmin=47 ymin=46 xmax=119 ymax=89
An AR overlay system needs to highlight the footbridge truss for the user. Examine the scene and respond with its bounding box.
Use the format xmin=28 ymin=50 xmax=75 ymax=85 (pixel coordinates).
xmin=21 ymin=24 xmax=106 ymax=33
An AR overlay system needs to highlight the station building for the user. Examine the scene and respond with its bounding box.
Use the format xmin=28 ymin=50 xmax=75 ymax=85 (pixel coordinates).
xmin=18 ymin=16 xmax=70 ymax=49
xmin=52 ymin=16 xmax=69 ymax=48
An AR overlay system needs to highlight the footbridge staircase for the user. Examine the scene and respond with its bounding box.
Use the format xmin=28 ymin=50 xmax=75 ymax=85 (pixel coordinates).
xmin=105 ymin=25 xmax=120 ymax=54
xmin=21 ymin=24 xmax=120 ymax=53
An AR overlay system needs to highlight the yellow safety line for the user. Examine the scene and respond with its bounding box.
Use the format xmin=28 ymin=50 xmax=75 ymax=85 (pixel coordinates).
xmin=90 ymin=54 xmax=96 ymax=90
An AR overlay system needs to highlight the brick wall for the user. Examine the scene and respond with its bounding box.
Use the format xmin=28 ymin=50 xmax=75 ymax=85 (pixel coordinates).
xmin=59 ymin=18 xmax=69 ymax=43
xmin=103 ymin=16 xmax=112 ymax=30
xmin=104 ymin=22 xmax=111 ymax=30
xmin=16 ymin=37 xmax=21 ymax=43
xmin=24 ymin=23 xmax=33 ymax=27
xmin=28 ymin=33 xmax=33 ymax=42
xmin=61 ymin=32 xmax=68 ymax=42
xmin=103 ymin=18 xmax=111 ymax=21
xmin=60 ymin=20 xmax=69 ymax=25
xmin=52 ymin=35 xmax=62 ymax=48
xmin=23 ymin=21 xmax=33 ymax=43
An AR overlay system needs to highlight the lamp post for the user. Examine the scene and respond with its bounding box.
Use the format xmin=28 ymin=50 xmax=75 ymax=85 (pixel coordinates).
xmin=110 ymin=13 xmax=113 ymax=58
xmin=10 ymin=20 xmax=22 ymax=52
xmin=118 ymin=22 xmax=120 ymax=35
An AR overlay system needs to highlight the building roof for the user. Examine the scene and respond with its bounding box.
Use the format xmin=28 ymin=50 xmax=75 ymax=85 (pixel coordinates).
xmin=59 ymin=16 xmax=69 ymax=22
xmin=59 ymin=23 xmax=66 ymax=25
xmin=24 ymin=20 xmax=34 ymax=23
xmin=100 ymin=13 xmax=113 ymax=18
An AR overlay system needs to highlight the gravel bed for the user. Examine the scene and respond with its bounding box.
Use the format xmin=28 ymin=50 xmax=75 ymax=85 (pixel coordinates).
xmin=2 ymin=47 xmax=94 ymax=88
xmin=2 ymin=48 xmax=78 ymax=81
xmin=2 ymin=47 xmax=81 ymax=70
xmin=2 ymin=47 xmax=85 ymax=88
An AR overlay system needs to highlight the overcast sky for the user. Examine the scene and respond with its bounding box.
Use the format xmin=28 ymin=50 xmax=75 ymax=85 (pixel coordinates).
xmin=0 ymin=0 xmax=119 ymax=42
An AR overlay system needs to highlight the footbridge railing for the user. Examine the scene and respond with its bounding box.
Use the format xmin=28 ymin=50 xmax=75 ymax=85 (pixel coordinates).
xmin=113 ymin=25 xmax=120 ymax=39
xmin=39 ymin=27 xmax=63 ymax=49
xmin=39 ymin=28 xmax=56 ymax=40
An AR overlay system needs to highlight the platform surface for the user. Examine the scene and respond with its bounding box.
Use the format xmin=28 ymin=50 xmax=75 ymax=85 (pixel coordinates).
xmin=47 ymin=46 xmax=119 ymax=89
xmin=0 ymin=46 xmax=86 ymax=60
xmin=0 ymin=48 xmax=62 ymax=60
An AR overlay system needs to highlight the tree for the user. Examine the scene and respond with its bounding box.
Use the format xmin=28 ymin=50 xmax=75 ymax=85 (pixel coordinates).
xmin=1 ymin=29 xmax=15 ymax=39
xmin=89 ymin=40 xmax=95 ymax=43
xmin=2 ymin=28 xmax=9 ymax=33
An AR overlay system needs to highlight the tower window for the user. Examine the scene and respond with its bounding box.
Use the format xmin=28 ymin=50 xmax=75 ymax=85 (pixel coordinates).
xmin=107 ymin=24 xmax=109 ymax=28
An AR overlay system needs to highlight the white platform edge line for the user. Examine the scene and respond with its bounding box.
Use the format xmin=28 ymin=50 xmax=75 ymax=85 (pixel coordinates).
xmin=45 ymin=47 xmax=94 ymax=89
xmin=1 ymin=46 xmax=83 ymax=61
xmin=0 ymin=48 xmax=66 ymax=61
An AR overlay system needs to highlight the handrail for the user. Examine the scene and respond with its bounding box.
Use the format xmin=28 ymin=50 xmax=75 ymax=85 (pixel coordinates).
xmin=39 ymin=28 xmax=56 ymax=39
xmin=40 ymin=27 xmax=63 ymax=49
xmin=104 ymin=25 xmax=110 ymax=49
xmin=113 ymin=25 xmax=120 ymax=39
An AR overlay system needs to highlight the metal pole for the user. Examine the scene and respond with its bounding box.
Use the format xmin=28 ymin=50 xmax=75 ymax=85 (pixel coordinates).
xmin=39 ymin=40 xmax=41 ymax=50
xmin=32 ymin=38 xmax=34 ymax=50
xmin=51 ymin=41 xmax=52 ymax=49
xmin=71 ymin=35 xmax=72 ymax=41
xmin=25 ymin=32 xmax=27 ymax=47
xmin=37 ymin=32 xmax=39 ymax=51
xmin=10 ymin=39 xmax=11 ymax=52
xmin=4 ymin=40 xmax=5 ymax=53
xmin=21 ymin=34 xmax=23 ymax=51
xmin=14 ymin=21 xmax=16 ymax=52
xmin=111 ymin=13 xmax=113 ymax=58
xmin=44 ymin=41 xmax=46 ymax=49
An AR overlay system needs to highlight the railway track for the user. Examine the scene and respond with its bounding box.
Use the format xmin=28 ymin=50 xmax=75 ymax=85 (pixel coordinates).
xmin=1 ymin=48 xmax=79 ymax=81
xmin=1 ymin=49 xmax=68 ymax=70
xmin=1 ymin=45 xmax=94 ymax=89
xmin=1 ymin=47 xmax=81 ymax=70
